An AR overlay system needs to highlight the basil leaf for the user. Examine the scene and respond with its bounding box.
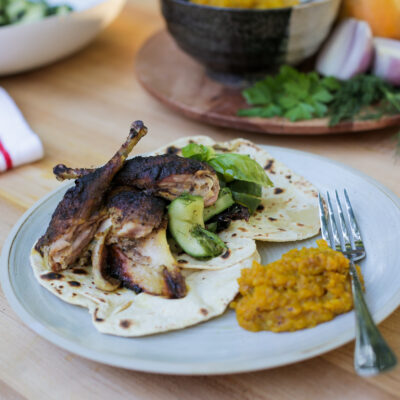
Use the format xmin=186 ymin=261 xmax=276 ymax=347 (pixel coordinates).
xmin=229 ymin=180 xmax=262 ymax=197
xmin=231 ymin=191 xmax=261 ymax=214
xmin=181 ymin=143 xmax=215 ymax=162
xmin=208 ymin=154 xmax=273 ymax=187
xmin=229 ymin=181 xmax=262 ymax=215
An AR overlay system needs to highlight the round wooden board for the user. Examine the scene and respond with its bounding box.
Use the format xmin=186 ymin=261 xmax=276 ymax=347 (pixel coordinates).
xmin=136 ymin=30 xmax=400 ymax=136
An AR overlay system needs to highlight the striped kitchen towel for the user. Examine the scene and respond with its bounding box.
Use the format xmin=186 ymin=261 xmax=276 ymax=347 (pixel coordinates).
xmin=0 ymin=87 xmax=44 ymax=172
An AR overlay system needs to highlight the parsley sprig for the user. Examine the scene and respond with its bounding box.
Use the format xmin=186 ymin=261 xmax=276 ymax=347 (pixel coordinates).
xmin=238 ymin=66 xmax=340 ymax=122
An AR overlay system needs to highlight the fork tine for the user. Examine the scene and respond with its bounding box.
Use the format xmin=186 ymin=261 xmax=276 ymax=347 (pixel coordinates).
xmin=335 ymin=190 xmax=352 ymax=253
xmin=344 ymin=189 xmax=365 ymax=252
xmin=318 ymin=193 xmax=331 ymax=245
xmin=326 ymin=192 xmax=343 ymax=252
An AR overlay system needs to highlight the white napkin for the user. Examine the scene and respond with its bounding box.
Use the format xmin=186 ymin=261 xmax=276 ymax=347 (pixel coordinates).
xmin=0 ymin=87 xmax=44 ymax=172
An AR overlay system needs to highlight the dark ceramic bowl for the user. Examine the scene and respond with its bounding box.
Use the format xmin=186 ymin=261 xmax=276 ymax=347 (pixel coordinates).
xmin=160 ymin=0 xmax=340 ymax=78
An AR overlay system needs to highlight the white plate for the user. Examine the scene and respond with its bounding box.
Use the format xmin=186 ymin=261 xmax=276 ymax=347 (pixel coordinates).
xmin=1 ymin=146 xmax=400 ymax=375
xmin=0 ymin=0 xmax=126 ymax=76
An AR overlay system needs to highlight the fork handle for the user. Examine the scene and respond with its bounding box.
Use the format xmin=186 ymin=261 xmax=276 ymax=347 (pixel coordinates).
xmin=350 ymin=261 xmax=397 ymax=376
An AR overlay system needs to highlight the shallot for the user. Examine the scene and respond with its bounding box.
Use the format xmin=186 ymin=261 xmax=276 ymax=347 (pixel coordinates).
xmin=373 ymin=37 xmax=400 ymax=86
xmin=316 ymin=18 xmax=373 ymax=80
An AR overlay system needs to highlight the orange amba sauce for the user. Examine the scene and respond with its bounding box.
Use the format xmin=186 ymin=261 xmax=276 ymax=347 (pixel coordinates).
xmin=231 ymin=240 xmax=362 ymax=332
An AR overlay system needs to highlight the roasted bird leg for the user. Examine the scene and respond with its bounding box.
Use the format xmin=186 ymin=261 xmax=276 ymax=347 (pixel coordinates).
xmin=35 ymin=121 xmax=147 ymax=272
xmin=53 ymin=165 xmax=92 ymax=181
xmin=53 ymin=154 xmax=220 ymax=206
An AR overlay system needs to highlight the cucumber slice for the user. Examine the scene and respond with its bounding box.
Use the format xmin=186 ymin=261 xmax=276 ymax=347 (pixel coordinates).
xmin=205 ymin=221 xmax=217 ymax=233
xmin=203 ymin=187 xmax=235 ymax=222
xmin=191 ymin=225 xmax=226 ymax=257
xmin=168 ymin=194 xmax=226 ymax=259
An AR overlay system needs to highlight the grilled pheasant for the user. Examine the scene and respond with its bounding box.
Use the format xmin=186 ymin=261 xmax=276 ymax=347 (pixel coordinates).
xmin=105 ymin=188 xmax=166 ymax=243
xmin=108 ymin=221 xmax=187 ymax=299
xmin=53 ymin=154 xmax=220 ymax=206
xmin=35 ymin=121 xmax=147 ymax=272
xmin=90 ymin=187 xmax=186 ymax=298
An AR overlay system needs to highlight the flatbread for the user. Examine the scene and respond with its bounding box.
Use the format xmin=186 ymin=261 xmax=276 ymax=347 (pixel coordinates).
xmin=30 ymin=136 xmax=319 ymax=337
xmin=31 ymin=248 xmax=259 ymax=337
xmin=172 ymin=232 xmax=257 ymax=270
xmin=152 ymin=136 xmax=320 ymax=242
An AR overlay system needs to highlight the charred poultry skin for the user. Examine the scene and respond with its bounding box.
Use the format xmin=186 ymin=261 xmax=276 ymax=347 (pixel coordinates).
xmin=108 ymin=221 xmax=187 ymax=299
xmin=91 ymin=225 xmax=120 ymax=292
xmin=91 ymin=188 xmax=186 ymax=298
xmin=37 ymin=122 xmax=188 ymax=299
xmin=53 ymin=154 xmax=220 ymax=206
xmin=105 ymin=188 xmax=166 ymax=243
xmin=35 ymin=121 xmax=148 ymax=272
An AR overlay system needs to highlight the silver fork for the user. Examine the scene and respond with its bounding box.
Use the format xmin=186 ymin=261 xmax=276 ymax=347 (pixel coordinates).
xmin=318 ymin=190 xmax=397 ymax=376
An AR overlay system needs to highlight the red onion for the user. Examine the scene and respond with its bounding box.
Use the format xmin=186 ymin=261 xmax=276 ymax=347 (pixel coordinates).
xmin=373 ymin=38 xmax=400 ymax=86
xmin=316 ymin=19 xmax=373 ymax=80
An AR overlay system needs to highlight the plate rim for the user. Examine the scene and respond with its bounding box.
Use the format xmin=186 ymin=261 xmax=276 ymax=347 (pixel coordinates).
xmin=1 ymin=145 xmax=400 ymax=375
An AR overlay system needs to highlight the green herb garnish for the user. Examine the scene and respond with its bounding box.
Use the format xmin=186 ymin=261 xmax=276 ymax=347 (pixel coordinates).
xmin=239 ymin=67 xmax=400 ymax=126
xmin=327 ymin=75 xmax=399 ymax=126
xmin=181 ymin=143 xmax=273 ymax=188
xmin=208 ymin=154 xmax=272 ymax=187
xmin=181 ymin=142 xmax=215 ymax=162
xmin=181 ymin=142 xmax=273 ymax=216
xmin=238 ymin=66 xmax=340 ymax=122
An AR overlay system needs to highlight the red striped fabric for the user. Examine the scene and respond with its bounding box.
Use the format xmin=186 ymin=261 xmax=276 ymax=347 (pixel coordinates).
xmin=0 ymin=139 xmax=13 ymax=170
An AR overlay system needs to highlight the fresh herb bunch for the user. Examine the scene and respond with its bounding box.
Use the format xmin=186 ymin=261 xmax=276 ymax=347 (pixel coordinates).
xmin=238 ymin=66 xmax=341 ymax=122
xmin=238 ymin=66 xmax=400 ymax=126
xmin=328 ymin=75 xmax=400 ymax=126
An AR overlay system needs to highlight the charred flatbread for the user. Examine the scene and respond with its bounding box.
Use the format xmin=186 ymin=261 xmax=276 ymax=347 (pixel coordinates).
xmin=30 ymin=135 xmax=319 ymax=337
xmin=30 ymin=247 xmax=259 ymax=337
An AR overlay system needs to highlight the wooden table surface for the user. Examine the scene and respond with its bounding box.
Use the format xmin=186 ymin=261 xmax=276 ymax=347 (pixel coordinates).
xmin=0 ymin=1 xmax=399 ymax=399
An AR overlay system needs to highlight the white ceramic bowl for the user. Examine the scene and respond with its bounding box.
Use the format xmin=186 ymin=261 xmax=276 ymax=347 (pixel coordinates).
xmin=0 ymin=0 xmax=126 ymax=75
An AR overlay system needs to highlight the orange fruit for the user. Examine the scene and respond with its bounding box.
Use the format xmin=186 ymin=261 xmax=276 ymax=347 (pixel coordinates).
xmin=341 ymin=0 xmax=400 ymax=39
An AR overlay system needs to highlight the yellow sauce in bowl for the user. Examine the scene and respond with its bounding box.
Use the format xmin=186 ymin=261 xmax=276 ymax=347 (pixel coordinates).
xmin=231 ymin=240 xmax=362 ymax=332
xmin=191 ymin=0 xmax=300 ymax=8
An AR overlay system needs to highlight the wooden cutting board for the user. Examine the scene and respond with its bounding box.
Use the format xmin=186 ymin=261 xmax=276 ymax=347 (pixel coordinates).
xmin=136 ymin=30 xmax=400 ymax=136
